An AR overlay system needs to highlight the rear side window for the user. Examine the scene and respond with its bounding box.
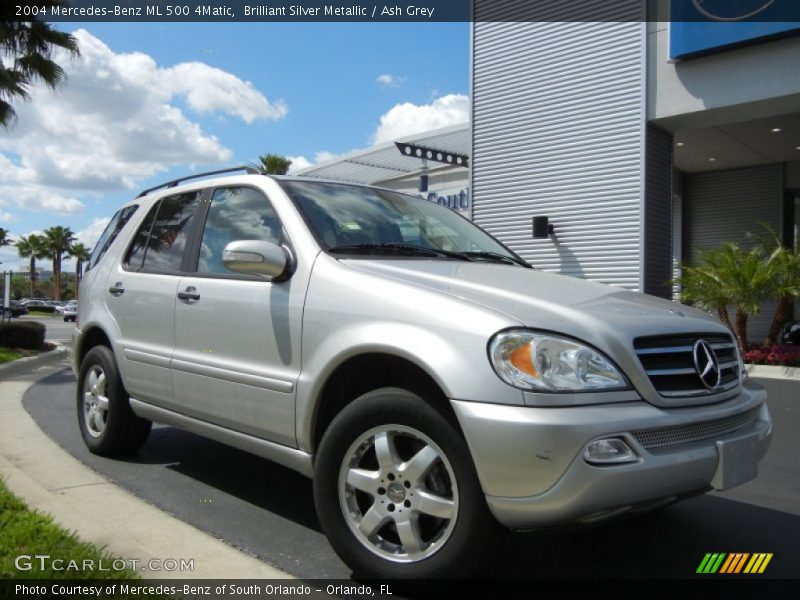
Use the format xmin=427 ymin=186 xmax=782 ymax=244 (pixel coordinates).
xmin=197 ymin=186 xmax=283 ymax=275
xmin=125 ymin=192 xmax=202 ymax=273
xmin=86 ymin=205 xmax=138 ymax=272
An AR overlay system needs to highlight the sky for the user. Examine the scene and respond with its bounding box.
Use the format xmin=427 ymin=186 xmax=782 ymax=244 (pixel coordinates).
xmin=0 ymin=21 xmax=469 ymax=271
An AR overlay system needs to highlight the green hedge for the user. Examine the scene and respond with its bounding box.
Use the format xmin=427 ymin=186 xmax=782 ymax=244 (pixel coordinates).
xmin=0 ymin=322 xmax=46 ymax=350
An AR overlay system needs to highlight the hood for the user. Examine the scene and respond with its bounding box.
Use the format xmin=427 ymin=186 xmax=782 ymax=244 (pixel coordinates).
xmin=341 ymin=259 xmax=727 ymax=349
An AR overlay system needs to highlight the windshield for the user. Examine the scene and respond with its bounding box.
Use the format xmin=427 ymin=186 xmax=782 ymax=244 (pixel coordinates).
xmin=281 ymin=181 xmax=527 ymax=265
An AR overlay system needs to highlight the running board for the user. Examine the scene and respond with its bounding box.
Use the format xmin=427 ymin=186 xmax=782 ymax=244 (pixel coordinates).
xmin=129 ymin=398 xmax=314 ymax=478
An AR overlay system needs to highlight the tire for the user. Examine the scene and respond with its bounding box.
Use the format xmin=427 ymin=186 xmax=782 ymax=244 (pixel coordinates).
xmin=314 ymin=387 xmax=500 ymax=579
xmin=77 ymin=345 xmax=152 ymax=456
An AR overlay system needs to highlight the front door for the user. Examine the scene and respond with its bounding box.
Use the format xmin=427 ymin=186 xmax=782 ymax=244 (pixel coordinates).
xmin=172 ymin=185 xmax=304 ymax=446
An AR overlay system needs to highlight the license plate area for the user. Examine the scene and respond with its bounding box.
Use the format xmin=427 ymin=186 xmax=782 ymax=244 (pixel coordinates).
xmin=710 ymin=434 xmax=760 ymax=490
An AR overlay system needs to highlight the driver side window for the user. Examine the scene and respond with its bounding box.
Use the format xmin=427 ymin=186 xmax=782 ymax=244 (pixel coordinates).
xmin=197 ymin=186 xmax=283 ymax=275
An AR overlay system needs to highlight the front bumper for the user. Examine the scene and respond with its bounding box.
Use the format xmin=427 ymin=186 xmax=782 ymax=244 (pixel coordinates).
xmin=451 ymin=381 xmax=772 ymax=529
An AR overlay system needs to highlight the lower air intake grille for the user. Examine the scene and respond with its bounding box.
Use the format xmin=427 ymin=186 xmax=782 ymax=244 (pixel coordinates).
xmin=631 ymin=407 xmax=759 ymax=450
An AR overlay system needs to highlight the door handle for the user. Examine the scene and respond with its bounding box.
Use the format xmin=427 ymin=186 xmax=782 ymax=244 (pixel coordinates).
xmin=108 ymin=283 xmax=125 ymax=296
xmin=177 ymin=287 xmax=200 ymax=302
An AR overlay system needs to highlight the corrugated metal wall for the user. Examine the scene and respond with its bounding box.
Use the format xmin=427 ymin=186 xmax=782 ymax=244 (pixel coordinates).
xmin=644 ymin=126 xmax=673 ymax=298
xmin=685 ymin=164 xmax=784 ymax=341
xmin=471 ymin=11 xmax=647 ymax=290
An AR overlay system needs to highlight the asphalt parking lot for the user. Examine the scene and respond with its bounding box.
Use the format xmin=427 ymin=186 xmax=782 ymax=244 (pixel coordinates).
xmin=20 ymin=362 xmax=800 ymax=581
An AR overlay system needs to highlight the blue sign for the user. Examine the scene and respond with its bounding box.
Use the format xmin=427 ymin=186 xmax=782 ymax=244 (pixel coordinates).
xmin=670 ymin=0 xmax=800 ymax=60
xmin=423 ymin=188 xmax=470 ymax=212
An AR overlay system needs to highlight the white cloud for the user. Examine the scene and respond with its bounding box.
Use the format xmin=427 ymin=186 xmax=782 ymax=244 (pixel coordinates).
xmin=376 ymin=74 xmax=406 ymax=88
xmin=0 ymin=187 xmax=84 ymax=215
xmin=372 ymin=94 xmax=469 ymax=144
xmin=0 ymin=210 xmax=18 ymax=223
xmin=164 ymin=62 xmax=288 ymax=123
xmin=286 ymin=150 xmax=341 ymax=174
xmin=76 ymin=217 xmax=112 ymax=248
xmin=0 ymin=246 xmax=19 ymax=269
xmin=313 ymin=151 xmax=339 ymax=164
xmin=287 ymin=156 xmax=313 ymax=174
xmin=0 ymin=29 xmax=288 ymax=209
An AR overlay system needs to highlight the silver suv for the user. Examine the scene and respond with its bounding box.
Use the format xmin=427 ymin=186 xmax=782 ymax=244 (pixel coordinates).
xmin=72 ymin=167 xmax=772 ymax=578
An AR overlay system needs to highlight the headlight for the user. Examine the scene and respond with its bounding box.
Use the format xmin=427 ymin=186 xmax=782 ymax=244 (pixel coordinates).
xmin=489 ymin=330 xmax=629 ymax=392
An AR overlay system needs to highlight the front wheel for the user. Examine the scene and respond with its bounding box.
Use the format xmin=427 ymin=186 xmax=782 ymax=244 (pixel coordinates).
xmin=314 ymin=388 xmax=500 ymax=579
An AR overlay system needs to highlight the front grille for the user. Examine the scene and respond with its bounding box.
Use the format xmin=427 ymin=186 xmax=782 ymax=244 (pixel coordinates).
xmin=631 ymin=407 xmax=759 ymax=450
xmin=634 ymin=333 xmax=740 ymax=398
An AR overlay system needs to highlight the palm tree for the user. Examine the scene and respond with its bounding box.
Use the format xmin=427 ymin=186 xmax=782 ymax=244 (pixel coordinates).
xmin=15 ymin=234 xmax=46 ymax=297
xmin=43 ymin=226 xmax=75 ymax=301
xmin=675 ymin=242 xmax=775 ymax=352
xmin=68 ymin=241 xmax=91 ymax=299
xmin=256 ymin=154 xmax=292 ymax=175
xmin=758 ymin=243 xmax=800 ymax=347
xmin=0 ymin=1 xmax=80 ymax=127
xmin=0 ymin=227 xmax=11 ymax=247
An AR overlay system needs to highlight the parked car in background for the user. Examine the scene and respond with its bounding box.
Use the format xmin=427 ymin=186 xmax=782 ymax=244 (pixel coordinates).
xmin=20 ymin=299 xmax=56 ymax=313
xmin=781 ymin=321 xmax=800 ymax=345
xmin=63 ymin=303 xmax=78 ymax=322
xmin=0 ymin=300 xmax=29 ymax=318
xmin=55 ymin=301 xmax=77 ymax=316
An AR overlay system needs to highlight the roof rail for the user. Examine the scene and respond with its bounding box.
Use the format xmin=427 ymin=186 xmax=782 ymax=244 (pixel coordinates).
xmin=136 ymin=165 xmax=261 ymax=198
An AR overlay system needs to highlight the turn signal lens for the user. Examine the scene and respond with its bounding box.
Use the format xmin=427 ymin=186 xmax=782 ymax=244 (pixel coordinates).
xmin=508 ymin=342 xmax=538 ymax=378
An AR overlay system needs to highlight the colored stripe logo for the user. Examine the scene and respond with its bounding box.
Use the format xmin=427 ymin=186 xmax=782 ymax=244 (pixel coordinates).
xmin=697 ymin=553 xmax=773 ymax=574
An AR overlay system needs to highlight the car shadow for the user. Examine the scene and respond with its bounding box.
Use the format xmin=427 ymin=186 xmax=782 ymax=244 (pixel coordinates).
xmin=147 ymin=426 xmax=321 ymax=532
xmin=491 ymin=495 xmax=800 ymax=578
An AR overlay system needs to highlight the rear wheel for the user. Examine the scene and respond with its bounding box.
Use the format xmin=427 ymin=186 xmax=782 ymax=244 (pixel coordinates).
xmin=314 ymin=387 xmax=500 ymax=579
xmin=77 ymin=345 xmax=151 ymax=456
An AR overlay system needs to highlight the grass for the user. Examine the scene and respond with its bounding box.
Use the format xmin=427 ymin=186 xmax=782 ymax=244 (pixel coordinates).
xmin=0 ymin=479 xmax=139 ymax=580
xmin=0 ymin=347 xmax=44 ymax=364
xmin=27 ymin=310 xmax=56 ymax=317
xmin=0 ymin=348 xmax=23 ymax=364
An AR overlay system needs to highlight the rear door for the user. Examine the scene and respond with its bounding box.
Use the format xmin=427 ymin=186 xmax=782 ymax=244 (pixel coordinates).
xmin=105 ymin=190 xmax=203 ymax=409
xmin=172 ymin=185 xmax=304 ymax=446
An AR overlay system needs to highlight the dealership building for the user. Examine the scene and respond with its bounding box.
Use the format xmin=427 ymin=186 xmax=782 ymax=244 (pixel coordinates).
xmin=301 ymin=1 xmax=800 ymax=339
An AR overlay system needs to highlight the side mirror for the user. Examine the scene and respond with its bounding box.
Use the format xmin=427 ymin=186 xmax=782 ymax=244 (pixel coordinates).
xmin=222 ymin=240 xmax=289 ymax=280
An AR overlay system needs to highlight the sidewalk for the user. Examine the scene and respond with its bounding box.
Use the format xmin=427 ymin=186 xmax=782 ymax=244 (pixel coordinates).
xmin=0 ymin=357 xmax=292 ymax=579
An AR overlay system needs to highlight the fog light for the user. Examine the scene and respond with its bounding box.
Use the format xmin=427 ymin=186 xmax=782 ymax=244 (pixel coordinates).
xmin=584 ymin=438 xmax=637 ymax=465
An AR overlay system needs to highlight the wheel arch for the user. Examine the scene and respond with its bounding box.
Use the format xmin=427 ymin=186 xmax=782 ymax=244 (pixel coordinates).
xmin=76 ymin=325 xmax=113 ymax=367
xmin=311 ymin=352 xmax=458 ymax=452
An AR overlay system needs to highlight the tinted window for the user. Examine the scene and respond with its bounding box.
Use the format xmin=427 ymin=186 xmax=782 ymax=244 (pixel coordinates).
xmin=197 ymin=187 xmax=282 ymax=275
xmin=125 ymin=203 xmax=159 ymax=270
xmin=282 ymin=181 xmax=518 ymax=260
xmin=86 ymin=205 xmax=138 ymax=271
xmin=125 ymin=192 xmax=201 ymax=272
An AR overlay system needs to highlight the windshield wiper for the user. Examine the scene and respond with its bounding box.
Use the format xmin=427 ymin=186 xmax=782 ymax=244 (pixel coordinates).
xmin=461 ymin=251 xmax=530 ymax=268
xmin=328 ymin=243 xmax=472 ymax=261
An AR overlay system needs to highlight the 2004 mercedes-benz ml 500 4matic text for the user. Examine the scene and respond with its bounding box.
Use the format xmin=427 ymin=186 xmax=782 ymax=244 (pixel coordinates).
xmin=72 ymin=167 xmax=772 ymax=578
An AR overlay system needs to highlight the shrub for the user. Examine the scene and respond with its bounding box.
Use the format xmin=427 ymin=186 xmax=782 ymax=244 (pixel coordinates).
xmin=744 ymin=343 xmax=800 ymax=367
xmin=0 ymin=321 xmax=46 ymax=350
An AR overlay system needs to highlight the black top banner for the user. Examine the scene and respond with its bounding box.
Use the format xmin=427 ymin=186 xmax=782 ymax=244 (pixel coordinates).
xmin=8 ymin=0 xmax=800 ymax=23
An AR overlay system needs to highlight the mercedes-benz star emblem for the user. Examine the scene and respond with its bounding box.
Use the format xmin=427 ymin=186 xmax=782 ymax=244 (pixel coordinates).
xmin=693 ymin=339 xmax=722 ymax=390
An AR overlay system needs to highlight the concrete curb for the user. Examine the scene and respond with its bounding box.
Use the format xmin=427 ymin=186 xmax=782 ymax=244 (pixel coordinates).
xmin=746 ymin=363 xmax=800 ymax=381
xmin=0 ymin=345 xmax=68 ymax=380
xmin=0 ymin=362 xmax=293 ymax=579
